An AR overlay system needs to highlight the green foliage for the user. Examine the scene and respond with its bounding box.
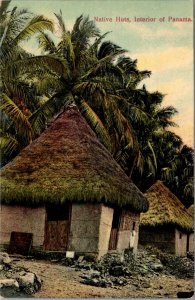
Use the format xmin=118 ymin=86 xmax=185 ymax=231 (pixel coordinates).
xmin=0 ymin=4 xmax=54 ymax=165
xmin=0 ymin=93 xmax=32 ymax=140
xmin=0 ymin=4 xmax=193 ymax=207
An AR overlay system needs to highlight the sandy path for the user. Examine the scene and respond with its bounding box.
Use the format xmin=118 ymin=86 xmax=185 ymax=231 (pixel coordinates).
xmin=12 ymin=259 xmax=193 ymax=298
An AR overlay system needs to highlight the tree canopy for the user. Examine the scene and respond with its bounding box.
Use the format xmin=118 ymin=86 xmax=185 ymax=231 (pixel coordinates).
xmin=0 ymin=4 xmax=193 ymax=208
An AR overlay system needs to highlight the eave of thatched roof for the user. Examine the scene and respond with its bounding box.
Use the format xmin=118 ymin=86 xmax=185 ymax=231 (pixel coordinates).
xmin=187 ymin=204 xmax=194 ymax=218
xmin=140 ymin=181 xmax=193 ymax=231
xmin=1 ymin=106 xmax=148 ymax=212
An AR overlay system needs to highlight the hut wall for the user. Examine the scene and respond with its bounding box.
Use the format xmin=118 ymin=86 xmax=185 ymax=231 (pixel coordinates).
xmin=98 ymin=205 xmax=114 ymax=258
xmin=0 ymin=205 xmax=46 ymax=250
xmin=117 ymin=210 xmax=140 ymax=253
xmin=69 ymin=203 xmax=102 ymax=257
xmin=175 ymin=228 xmax=188 ymax=256
xmin=139 ymin=225 xmax=175 ymax=253
xmin=188 ymin=232 xmax=194 ymax=252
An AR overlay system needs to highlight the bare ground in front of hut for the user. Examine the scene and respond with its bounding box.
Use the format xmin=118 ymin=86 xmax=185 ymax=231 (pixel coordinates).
xmin=11 ymin=258 xmax=193 ymax=298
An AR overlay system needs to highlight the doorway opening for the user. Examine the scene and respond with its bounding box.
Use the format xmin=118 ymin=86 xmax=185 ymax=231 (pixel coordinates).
xmin=108 ymin=209 xmax=121 ymax=250
xmin=44 ymin=203 xmax=71 ymax=251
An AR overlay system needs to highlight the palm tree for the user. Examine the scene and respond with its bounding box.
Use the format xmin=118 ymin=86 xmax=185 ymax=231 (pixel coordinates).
xmin=161 ymin=143 xmax=194 ymax=207
xmin=113 ymin=54 xmax=193 ymax=206
xmin=0 ymin=10 xmax=131 ymax=165
xmin=16 ymin=12 xmax=139 ymax=156
xmin=0 ymin=4 xmax=54 ymax=165
xmin=1 ymin=8 xmax=193 ymax=209
xmin=108 ymin=56 xmax=179 ymax=180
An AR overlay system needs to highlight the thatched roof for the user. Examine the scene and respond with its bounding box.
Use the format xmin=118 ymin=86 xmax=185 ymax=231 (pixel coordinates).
xmin=187 ymin=205 xmax=194 ymax=218
xmin=140 ymin=181 xmax=193 ymax=231
xmin=1 ymin=106 xmax=148 ymax=212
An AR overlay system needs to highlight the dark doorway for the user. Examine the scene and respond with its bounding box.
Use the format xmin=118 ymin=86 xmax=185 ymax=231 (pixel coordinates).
xmin=44 ymin=203 xmax=71 ymax=251
xmin=108 ymin=209 xmax=121 ymax=250
xmin=8 ymin=232 xmax=33 ymax=256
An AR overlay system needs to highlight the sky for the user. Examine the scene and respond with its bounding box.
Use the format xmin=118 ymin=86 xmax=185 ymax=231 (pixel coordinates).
xmin=8 ymin=0 xmax=194 ymax=147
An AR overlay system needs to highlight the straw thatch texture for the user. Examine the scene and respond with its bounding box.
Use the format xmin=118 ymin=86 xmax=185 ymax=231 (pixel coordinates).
xmin=140 ymin=181 xmax=193 ymax=231
xmin=1 ymin=106 xmax=148 ymax=212
xmin=187 ymin=205 xmax=194 ymax=218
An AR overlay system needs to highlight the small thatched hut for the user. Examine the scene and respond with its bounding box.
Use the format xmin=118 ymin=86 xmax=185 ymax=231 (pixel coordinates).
xmin=0 ymin=106 xmax=148 ymax=258
xmin=139 ymin=181 xmax=193 ymax=256
xmin=187 ymin=205 xmax=194 ymax=253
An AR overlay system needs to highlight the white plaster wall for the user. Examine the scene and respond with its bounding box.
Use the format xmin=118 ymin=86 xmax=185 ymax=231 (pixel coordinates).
xmin=117 ymin=230 xmax=130 ymax=250
xmin=132 ymin=216 xmax=140 ymax=254
xmin=98 ymin=205 xmax=113 ymax=258
xmin=0 ymin=205 xmax=46 ymax=247
xmin=175 ymin=228 xmax=187 ymax=256
xmin=117 ymin=211 xmax=140 ymax=254
xmin=69 ymin=203 xmax=102 ymax=254
xmin=188 ymin=232 xmax=194 ymax=253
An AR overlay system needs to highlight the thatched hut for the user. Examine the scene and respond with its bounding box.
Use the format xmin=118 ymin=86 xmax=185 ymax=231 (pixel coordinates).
xmin=139 ymin=181 xmax=193 ymax=256
xmin=187 ymin=205 xmax=194 ymax=253
xmin=0 ymin=106 xmax=148 ymax=258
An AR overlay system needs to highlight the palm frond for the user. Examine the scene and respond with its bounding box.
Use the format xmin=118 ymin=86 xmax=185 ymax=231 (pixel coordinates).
xmin=12 ymin=15 xmax=54 ymax=45
xmin=0 ymin=0 xmax=12 ymax=18
xmin=2 ymin=79 xmax=38 ymax=112
xmin=71 ymin=15 xmax=83 ymax=34
xmin=54 ymin=10 xmax=66 ymax=36
xmin=89 ymin=32 xmax=110 ymax=55
xmin=9 ymin=55 xmax=69 ymax=79
xmin=0 ymin=93 xmax=32 ymax=141
xmin=71 ymin=15 xmax=100 ymax=65
xmin=79 ymin=99 xmax=112 ymax=151
xmin=74 ymin=80 xmax=106 ymax=101
xmin=29 ymin=94 xmax=69 ymax=137
xmin=83 ymin=51 xmax=125 ymax=79
xmin=57 ymin=31 xmax=75 ymax=68
xmin=145 ymin=156 xmax=156 ymax=177
xmin=184 ymin=182 xmax=194 ymax=197
xmin=97 ymin=41 xmax=125 ymax=59
xmin=161 ymin=167 xmax=174 ymax=182
xmin=1 ymin=8 xmax=32 ymax=55
xmin=54 ymin=12 xmax=75 ymax=67
xmin=105 ymin=98 xmax=134 ymax=148
xmin=136 ymin=149 xmax=144 ymax=173
xmin=35 ymin=74 xmax=64 ymax=96
xmin=147 ymin=140 xmax=157 ymax=170
xmin=113 ymin=95 xmax=149 ymax=125
xmin=38 ymin=31 xmax=57 ymax=53
xmin=0 ymin=133 xmax=19 ymax=165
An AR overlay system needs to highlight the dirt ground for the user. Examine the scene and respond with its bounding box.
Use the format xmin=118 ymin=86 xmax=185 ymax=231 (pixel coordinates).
xmin=10 ymin=258 xmax=194 ymax=298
